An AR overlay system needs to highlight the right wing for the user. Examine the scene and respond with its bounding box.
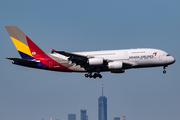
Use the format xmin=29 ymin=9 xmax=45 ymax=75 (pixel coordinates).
xmin=52 ymin=49 xmax=133 ymax=72
xmin=51 ymin=49 xmax=95 ymax=70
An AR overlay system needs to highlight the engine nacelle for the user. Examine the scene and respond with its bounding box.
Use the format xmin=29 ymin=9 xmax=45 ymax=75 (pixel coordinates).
xmin=88 ymin=58 xmax=104 ymax=66
xmin=108 ymin=61 xmax=123 ymax=69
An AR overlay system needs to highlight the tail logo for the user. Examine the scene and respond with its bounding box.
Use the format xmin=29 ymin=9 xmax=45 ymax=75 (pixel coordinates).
xmin=32 ymin=52 xmax=36 ymax=55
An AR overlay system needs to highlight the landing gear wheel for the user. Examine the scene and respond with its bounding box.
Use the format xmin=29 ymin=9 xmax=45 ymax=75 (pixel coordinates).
xmin=89 ymin=74 xmax=92 ymax=78
xmin=93 ymin=73 xmax=98 ymax=79
xmin=163 ymin=70 xmax=166 ymax=74
xmin=85 ymin=74 xmax=89 ymax=78
xmin=84 ymin=73 xmax=102 ymax=78
xmin=93 ymin=73 xmax=102 ymax=79
xmin=99 ymin=74 xmax=102 ymax=78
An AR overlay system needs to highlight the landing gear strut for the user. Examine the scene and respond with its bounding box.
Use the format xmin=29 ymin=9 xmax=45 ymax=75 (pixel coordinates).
xmin=85 ymin=73 xmax=102 ymax=79
xmin=163 ymin=66 xmax=167 ymax=74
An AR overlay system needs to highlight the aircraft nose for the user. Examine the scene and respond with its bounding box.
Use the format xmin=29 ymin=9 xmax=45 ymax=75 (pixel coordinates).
xmin=170 ymin=56 xmax=176 ymax=64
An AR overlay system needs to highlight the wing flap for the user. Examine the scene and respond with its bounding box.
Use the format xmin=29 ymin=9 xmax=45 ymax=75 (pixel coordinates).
xmin=51 ymin=49 xmax=90 ymax=69
xmin=51 ymin=49 xmax=132 ymax=72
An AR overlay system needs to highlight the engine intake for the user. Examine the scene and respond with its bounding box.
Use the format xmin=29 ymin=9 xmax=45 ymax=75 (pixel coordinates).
xmin=108 ymin=61 xmax=123 ymax=69
xmin=88 ymin=58 xmax=104 ymax=66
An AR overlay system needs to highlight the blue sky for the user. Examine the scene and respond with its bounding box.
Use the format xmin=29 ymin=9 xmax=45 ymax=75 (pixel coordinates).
xmin=0 ymin=0 xmax=180 ymax=120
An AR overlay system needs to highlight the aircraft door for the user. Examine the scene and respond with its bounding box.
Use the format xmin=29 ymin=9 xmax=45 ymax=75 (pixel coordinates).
xmin=124 ymin=51 xmax=129 ymax=60
xmin=46 ymin=58 xmax=54 ymax=68
xmin=162 ymin=54 xmax=167 ymax=61
xmin=49 ymin=61 xmax=53 ymax=68
xmin=159 ymin=55 xmax=162 ymax=61
xmin=124 ymin=51 xmax=128 ymax=56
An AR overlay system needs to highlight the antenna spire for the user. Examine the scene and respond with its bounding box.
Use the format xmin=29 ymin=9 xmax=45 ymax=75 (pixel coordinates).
xmin=102 ymin=81 xmax=103 ymax=96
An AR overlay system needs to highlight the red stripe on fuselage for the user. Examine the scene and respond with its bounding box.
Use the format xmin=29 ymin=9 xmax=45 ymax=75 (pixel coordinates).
xmin=26 ymin=36 xmax=72 ymax=71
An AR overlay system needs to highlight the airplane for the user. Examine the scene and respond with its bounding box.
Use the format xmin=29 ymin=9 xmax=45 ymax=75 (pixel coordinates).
xmin=5 ymin=26 xmax=175 ymax=78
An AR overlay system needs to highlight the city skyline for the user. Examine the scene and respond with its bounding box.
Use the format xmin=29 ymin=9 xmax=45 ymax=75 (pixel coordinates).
xmin=51 ymin=83 xmax=124 ymax=120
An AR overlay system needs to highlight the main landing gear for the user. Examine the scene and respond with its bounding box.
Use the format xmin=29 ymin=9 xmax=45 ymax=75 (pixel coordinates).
xmin=85 ymin=73 xmax=102 ymax=79
xmin=163 ymin=66 xmax=167 ymax=74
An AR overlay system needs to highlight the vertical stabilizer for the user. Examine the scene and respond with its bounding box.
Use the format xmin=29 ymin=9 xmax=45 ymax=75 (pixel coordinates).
xmin=5 ymin=25 xmax=73 ymax=72
xmin=5 ymin=26 xmax=45 ymax=60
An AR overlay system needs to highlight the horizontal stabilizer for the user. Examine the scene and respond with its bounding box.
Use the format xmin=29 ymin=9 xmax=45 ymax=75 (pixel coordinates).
xmin=6 ymin=58 xmax=39 ymax=63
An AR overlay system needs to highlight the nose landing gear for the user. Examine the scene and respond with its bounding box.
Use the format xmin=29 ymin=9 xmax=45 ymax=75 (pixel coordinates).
xmin=85 ymin=73 xmax=102 ymax=79
xmin=163 ymin=66 xmax=167 ymax=74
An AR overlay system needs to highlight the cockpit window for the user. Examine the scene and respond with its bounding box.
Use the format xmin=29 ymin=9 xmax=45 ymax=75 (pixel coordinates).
xmin=166 ymin=54 xmax=171 ymax=56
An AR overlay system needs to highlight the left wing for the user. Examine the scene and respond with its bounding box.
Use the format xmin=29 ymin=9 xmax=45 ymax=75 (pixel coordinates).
xmin=51 ymin=49 xmax=132 ymax=72
xmin=54 ymin=50 xmax=88 ymax=59
xmin=51 ymin=49 xmax=91 ymax=69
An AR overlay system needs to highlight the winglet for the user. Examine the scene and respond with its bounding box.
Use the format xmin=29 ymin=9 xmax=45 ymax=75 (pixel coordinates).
xmin=51 ymin=48 xmax=56 ymax=54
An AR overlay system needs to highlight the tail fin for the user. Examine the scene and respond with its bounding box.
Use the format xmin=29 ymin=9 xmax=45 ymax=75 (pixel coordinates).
xmin=5 ymin=26 xmax=73 ymax=71
xmin=5 ymin=26 xmax=45 ymax=60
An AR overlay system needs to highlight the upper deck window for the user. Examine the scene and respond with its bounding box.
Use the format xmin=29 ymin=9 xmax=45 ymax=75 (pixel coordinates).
xmin=132 ymin=51 xmax=145 ymax=54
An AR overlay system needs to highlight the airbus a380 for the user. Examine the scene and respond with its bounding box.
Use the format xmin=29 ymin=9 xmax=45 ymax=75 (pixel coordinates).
xmin=5 ymin=26 xmax=175 ymax=78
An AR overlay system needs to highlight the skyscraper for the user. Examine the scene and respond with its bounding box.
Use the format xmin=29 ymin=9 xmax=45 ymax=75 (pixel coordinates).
xmin=81 ymin=110 xmax=87 ymax=120
xmin=98 ymin=82 xmax=107 ymax=120
xmin=68 ymin=114 xmax=76 ymax=120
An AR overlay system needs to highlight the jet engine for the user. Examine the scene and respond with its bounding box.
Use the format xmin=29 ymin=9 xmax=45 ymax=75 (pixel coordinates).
xmin=108 ymin=61 xmax=123 ymax=69
xmin=88 ymin=58 xmax=104 ymax=66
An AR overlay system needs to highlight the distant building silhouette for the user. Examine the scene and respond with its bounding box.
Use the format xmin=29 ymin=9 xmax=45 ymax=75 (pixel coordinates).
xmin=81 ymin=110 xmax=87 ymax=120
xmin=114 ymin=117 xmax=120 ymax=120
xmin=68 ymin=114 xmax=76 ymax=120
xmin=49 ymin=117 xmax=59 ymax=120
xmin=98 ymin=82 xmax=107 ymax=120
xmin=121 ymin=116 xmax=125 ymax=120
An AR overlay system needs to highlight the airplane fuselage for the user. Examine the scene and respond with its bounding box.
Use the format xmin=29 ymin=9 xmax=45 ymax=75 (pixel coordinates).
xmin=46 ymin=48 xmax=175 ymax=73
xmin=5 ymin=26 xmax=175 ymax=78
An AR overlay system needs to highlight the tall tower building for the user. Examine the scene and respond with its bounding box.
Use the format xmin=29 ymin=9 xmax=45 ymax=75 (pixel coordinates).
xmin=68 ymin=114 xmax=76 ymax=120
xmin=98 ymin=82 xmax=107 ymax=120
xmin=121 ymin=116 xmax=125 ymax=120
xmin=81 ymin=110 xmax=87 ymax=120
